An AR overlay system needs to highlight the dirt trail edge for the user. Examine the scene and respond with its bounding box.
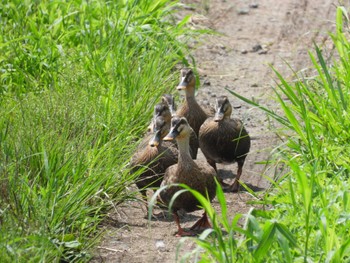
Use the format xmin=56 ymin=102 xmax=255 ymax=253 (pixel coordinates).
xmin=92 ymin=1 xmax=338 ymax=262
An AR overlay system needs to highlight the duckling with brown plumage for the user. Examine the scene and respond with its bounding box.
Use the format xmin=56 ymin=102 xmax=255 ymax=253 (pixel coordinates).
xmin=160 ymin=116 xmax=217 ymax=237
xmin=130 ymin=115 xmax=178 ymax=207
xmin=199 ymin=95 xmax=251 ymax=192
xmin=176 ymin=68 xmax=210 ymax=159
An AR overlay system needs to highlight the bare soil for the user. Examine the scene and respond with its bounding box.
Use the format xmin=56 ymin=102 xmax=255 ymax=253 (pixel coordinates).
xmin=92 ymin=0 xmax=339 ymax=262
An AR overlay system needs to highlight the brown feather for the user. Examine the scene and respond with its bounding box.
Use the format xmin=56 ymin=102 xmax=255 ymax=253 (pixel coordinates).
xmin=160 ymin=117 xmax=216 ymax=213
xmin=176 ymin=68 xmax=210 ymax=159
xmin=130 ymin=114 xmax=178 ymax=193
xmin=198 ymin=96 xmax=251 ymax=191
xmin=199 ymin=118 xmax=250 ymax=164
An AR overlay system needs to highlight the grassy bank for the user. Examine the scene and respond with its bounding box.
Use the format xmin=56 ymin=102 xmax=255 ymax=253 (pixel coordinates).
xmin=0 ymin=0 xmax=193 ymax=261
xmin=182 ymin=6 xmax=350 ymax=263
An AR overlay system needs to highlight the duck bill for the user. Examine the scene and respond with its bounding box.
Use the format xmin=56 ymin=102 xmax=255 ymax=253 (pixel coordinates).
xmin=163 ymin=129 xmax=179 ymax=141
xmin=214 ymin=112 xmax=224 ymax=122
xmin=149 ymin=130 xmax=161 ymax=147
xmin=177 ymin=78 xmax=188 ymax=90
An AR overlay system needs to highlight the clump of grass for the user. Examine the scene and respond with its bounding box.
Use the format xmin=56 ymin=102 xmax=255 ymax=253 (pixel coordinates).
xmin=0 ymin=0 xmax=197 ymax=261
xmin=176 ymin=6 xmax=350 ymax=262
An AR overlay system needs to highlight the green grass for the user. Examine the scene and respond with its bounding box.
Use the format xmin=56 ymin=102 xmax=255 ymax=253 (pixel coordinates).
xmin=0 ymin=0 xmax=197 ymax=261
xmin=3 ymin=1 xmax=350 ymax=262
xmin=175 ymin=6 xmax=350 ymax=263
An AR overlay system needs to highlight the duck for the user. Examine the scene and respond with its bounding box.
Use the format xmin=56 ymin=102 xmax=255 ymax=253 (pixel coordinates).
xmin=176 ymin=68 xmax=210 ymax=159
xmin=147 ymin=99 xmax=199 ymax=161
xmin=130 ymin=115 xmax=178 ymax=208
xmin=160 ymin=116 xmax=217 ymax=237
xmin=198 ymin=95 xmax=251 ymax=192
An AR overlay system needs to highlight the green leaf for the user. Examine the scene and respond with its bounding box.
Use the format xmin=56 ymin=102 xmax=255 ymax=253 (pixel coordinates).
xmin=276 ymin=223 xmax=298 ymax=248
xmin=254 ymin=221 xmax=276 ymax=260
xmin=64 ymin=240 xmax=81 ymax=248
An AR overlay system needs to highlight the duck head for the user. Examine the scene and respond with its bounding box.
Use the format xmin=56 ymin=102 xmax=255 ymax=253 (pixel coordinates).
xmin=163 ymin=116 xmax=191 ymax=141
xmin=177 ymin=68 xmax=195 ymax=92
xmin=154 ymin=102 xmax=171 ymax=123
xmin=149 ymin=116 xmax=170 ymax=147
xmin=214 ymin=96 xmax=232 ymax=122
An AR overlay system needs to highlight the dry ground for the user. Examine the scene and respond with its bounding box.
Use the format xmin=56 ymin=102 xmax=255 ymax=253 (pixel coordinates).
xmin=92 ymin=0 xmax=340 ymax=262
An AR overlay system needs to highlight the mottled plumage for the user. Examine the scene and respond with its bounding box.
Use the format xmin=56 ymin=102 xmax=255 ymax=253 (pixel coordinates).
xmin=176 ymin=68 xmax=210 ymax=159
xmin=161 ymin=117 xmax=216 ymax=236
xmin=199 ymin=95 xmax=251 ymax=191
xmin=130 ymin=116 xmax=178 ymax=198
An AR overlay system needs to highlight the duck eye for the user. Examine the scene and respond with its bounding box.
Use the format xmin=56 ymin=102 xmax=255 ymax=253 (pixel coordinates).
xmin=176 ymin=125 xmax=183 ymax=133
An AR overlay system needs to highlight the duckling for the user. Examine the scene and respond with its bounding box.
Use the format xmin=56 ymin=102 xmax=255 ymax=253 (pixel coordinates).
xmin=176 ymin=68 xmax=210 ymax=158
xmin=130 ymin=115 xmax=178 ymax=206
xmin=160 ymin=117 xmax=217 ymax=237
xmin=199 ymin=95 xmax=251 ymax=192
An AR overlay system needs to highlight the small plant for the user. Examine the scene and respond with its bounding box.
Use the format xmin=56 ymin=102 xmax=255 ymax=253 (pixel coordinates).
xmin=0 ymin=0 xmax=196 ymax=261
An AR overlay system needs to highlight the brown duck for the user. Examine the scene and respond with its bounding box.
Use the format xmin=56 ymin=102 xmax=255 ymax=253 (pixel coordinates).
xmin=130 ymin=115 xmax=178 ymax=204
xmin=160 ymin=116 xmax=217 ymax=237
xmin=147 ymin=99 xmax=199 ymax=159
xmin=176 ymin=68 xmax=209 ymax=159
xmin=199 ymin=95 xmax=251 ymax=192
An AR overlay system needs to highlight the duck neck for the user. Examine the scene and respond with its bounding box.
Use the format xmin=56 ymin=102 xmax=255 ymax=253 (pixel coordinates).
xmin=185 ymin=86 xmax=196 ymax=100
xmin=176 ymin=136 xmax=194 ymax=167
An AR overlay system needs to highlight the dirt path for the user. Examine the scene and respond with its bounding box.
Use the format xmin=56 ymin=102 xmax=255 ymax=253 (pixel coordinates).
xmin=92 ymin=1 xmax=338 ymax=262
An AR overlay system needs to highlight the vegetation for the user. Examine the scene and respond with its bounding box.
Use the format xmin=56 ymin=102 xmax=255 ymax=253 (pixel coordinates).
xmin=0 ymin=0 xmax=194 ymax=261
xmin=2 ymin=0 xmax=349 ymax=262
xmin=179 ymin=6 xmax=350 ymax=263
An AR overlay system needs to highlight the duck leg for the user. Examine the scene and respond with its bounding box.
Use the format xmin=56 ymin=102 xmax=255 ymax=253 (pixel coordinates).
xmin=173 ymin=212 xmax=194 ymax=237
xmin=207 ymin=159 xmax=230 ymax=188
xmin=229 ymin=160 xmax=244 ymax=192
xmin=190 ymin=212 xmax=212 ymax=231
xmin=207 ymin=159 xmax=217 ymax=171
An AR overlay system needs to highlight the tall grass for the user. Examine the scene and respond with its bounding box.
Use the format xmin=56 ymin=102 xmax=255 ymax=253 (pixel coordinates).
xmin=179 ymin=6 xmax=350 ymax=262
xmin=0 ymin=0 xmax=194 ymax=261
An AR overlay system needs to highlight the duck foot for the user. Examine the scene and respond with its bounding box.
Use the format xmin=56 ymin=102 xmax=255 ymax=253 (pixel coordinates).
xmin=190 ymin=212 xmax=211 ymax=231
xmin=175 ymin=228 xmax=196 ymax=237
xmin=229 ymin=180 xmax=240 ymax=192
xmin=173 ymin=212 xmax=196 ymax=237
